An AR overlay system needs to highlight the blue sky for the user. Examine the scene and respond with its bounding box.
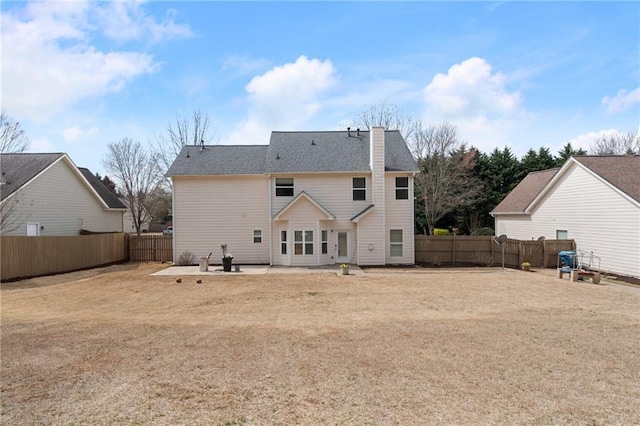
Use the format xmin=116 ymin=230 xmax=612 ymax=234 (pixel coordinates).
xmin=2 ymin=1 xmax=638 ymax=176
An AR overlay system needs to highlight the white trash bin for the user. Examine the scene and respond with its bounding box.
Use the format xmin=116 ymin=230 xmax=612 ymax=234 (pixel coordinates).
xmin=199 ymin=257 xmax=208 ymax=272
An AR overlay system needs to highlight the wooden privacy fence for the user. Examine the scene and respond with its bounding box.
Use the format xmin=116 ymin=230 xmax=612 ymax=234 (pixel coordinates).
xmin=1 ymin=233 xmax=127 ymax=281
xmin=127 ymin=234 xmax=173 ymax=262
xmin=415 ymin=236 xmax=576 ymax=268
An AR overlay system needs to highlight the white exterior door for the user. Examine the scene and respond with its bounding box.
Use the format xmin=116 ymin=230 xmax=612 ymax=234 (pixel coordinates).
xmin=27 ymin=223 xmax=40 ymax=236
xmin=336 ymin=231 xmax=350 ymax=263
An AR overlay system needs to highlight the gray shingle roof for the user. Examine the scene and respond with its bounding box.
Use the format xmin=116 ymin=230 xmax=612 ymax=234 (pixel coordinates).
xmin=0 ymin=153 xmax=64 ymax=202
xmin=165 ymin=130 xmax=418 ymax=176
xmin=166 ymin=145 xmax=268 ymax=176
xmin=78 ymin=168 xmax=127 ymax=209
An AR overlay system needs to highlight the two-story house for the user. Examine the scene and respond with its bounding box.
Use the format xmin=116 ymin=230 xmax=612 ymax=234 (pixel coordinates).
xmin=166 ymin=127 xmax=419 ymax=266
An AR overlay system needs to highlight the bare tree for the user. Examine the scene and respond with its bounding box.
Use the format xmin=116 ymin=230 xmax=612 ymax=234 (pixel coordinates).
xmin=589 ymin=131 xmax=639 ymax=155
xmin=103 ymin=138 xmax=164 ymax=235
xmin=0 ymin=194 xmax=30 ymax=234
xmin=412 ymin=122 xmax=482 ymax=235
xmin=349 ymin=101 xmax=416 ymax=140
xmin=1 ymin=111 xmax=29 ymax=153
xmin=154 ymin=109 xmax=216 ymax=174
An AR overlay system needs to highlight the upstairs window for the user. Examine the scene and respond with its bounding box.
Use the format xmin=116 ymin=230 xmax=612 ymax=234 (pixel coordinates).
xmin=395 ymin=177 xmax=409 ymax=200
xmin=353 ymin=177 xmax=366 ymax=201
xmin=253 ymin=230 xmax=262 ymax=243
xmin=276 ymin=178 xmax=294 ymax=196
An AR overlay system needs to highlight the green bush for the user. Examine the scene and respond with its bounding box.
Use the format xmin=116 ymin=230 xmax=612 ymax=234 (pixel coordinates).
xmin=433 ymin=228 xmax=450 ymax=236
xmin=471 ymin=227 xmax=495 ymax=236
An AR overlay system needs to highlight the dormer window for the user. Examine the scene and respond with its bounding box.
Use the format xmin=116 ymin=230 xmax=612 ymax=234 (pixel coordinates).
xmin=275 ymin=178 xmax=294 ymax=196
xmin=353 ymin=177 xmax=366 ymax=201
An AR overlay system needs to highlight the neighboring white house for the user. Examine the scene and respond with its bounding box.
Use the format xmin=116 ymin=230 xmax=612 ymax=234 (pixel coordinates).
xmin=120 ymin=197 xmax=152 ymax=233
xmin=0 ymin=153 xmax=127 ymax=236
xmin=492 ymin=155 xmax=640 ymax=279
xmin=166 ymin=127 xmax=419 ymax=266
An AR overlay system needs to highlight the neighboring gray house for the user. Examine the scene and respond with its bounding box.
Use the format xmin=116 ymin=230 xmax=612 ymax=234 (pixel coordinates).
xmin=492 ymin=155 xmax=640 ymax=279
xmin=166 ymin=127 xmax=419 ymax=266
xmin=0 ymin=153 xmax=126 ymax=236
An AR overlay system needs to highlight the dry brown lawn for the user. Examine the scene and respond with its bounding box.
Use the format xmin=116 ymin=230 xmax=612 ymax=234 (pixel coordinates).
xmin=1 ymin=263 xmax=639 ymax=425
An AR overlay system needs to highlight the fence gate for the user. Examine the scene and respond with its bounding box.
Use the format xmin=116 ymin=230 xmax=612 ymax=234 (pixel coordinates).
xmin=127 ymin=234 xmax=173 ymax=262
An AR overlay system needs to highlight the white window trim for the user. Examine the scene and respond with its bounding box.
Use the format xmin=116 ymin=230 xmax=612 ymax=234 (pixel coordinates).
xmin=294 ymin=230 xmax=314 ymax=255
xmin=352 ymin=177 xmax=366 ymax=201
xmin=275 ymin=177 xmax=294 ymax=197
xmin=390 ymin=229 xmax=403 ymax=257
xmin=395 ymin=177 xmax=409 ymax=200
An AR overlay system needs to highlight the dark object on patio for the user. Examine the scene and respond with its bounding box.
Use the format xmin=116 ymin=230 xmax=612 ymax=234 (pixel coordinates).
xmin=223 ymin=256 xmax=233 ymax=272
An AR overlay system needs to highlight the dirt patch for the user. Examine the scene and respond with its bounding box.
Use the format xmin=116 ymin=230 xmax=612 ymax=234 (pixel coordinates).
xmin=2 ymin=263 xmax=639 ymax=425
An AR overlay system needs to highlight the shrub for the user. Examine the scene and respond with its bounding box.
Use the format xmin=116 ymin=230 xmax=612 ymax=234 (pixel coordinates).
xmin=471 ymin=227 xmax=495 ymax=236
xmin=433 ymin=228 xmax=450 ymax=236
xmin=177 ymin=251 xmax=195 ymax=266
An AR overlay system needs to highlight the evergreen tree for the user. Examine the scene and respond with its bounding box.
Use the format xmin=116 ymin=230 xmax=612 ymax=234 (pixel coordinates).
xmin=555 ymin=142 xmax=587 ymax=167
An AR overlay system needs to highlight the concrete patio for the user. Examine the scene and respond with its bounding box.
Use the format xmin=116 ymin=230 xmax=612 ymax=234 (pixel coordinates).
xmin=151 ymin=263 xmax=365 ymax=277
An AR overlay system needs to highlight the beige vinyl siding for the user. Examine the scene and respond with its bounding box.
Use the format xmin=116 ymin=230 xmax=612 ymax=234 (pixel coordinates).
xmin=173 ymin=175 xmax=270 ymax=265
xmin=495 ymin=163 xmax=640 ymax=278
xmin=358 ymin=127 xmax=386 ymax=265
xmin=2 ymin=159 xmax=122 ymax=236
xmin=384 ymin=174 xmax=415 ymax=264
xmin=270 ymin=174 xmax=367 ymax=265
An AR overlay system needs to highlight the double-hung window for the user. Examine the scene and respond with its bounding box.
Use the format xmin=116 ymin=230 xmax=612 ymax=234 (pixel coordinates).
xmin=253 ymin=230 xmax=262 ymax=243
xmin=321 ymin=230 xmax=328 ymax=254
xmin=390 ymin=229 xmax=403 ymax=257
xmin=353 ymin=177 xmax=366 ymax=201
xmin=294 ymin=230 xmax=314 ymax=255
xmin=276 ymin=178 xmax=294 ymax=196
xmin=395 ymin=177 xmax=409 ymax=200
xmin=281 ymin=230 xmax=287 ymax=255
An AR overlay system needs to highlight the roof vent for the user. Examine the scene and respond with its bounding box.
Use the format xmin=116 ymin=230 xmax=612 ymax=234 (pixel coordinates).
xmin=186 ymin=151 xmax=190 ymax=158
xmin=276 ymin=153 xmax=280 ymax=160
xmin=347 ymin=127 xmax=351 ymax=137
xmin=357 ymin=128 xmax=360 ymax=136
xmin=200 ymin=139 xmax=205 ymax=151
xmin=311 ymin=139 xmax=315 ymax=146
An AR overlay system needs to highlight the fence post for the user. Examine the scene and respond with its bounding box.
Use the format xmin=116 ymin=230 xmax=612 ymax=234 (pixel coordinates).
xmin=452 ymin=235 xmax=456 ymax=265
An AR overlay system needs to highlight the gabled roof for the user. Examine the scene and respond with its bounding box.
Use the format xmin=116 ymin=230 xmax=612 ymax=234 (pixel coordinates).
xmin=492 ymin=155 xmax=640 ymax=215
xmin=166 ymin=130 xmax=419 ymax=176
xmin=78 ymin=168 xmax=127 ymax=209
xmin=491 ymin=168 xmax=558 ymax=214
xmin=272 ymin=191 xmax=335 ymax=220
xmin=571 ymin=156 xmax=640 ymax=204
xmin=1 ymin=153 xmax=65 ymax=202
xmin=351 ymin=204 xmax=375 ymax=222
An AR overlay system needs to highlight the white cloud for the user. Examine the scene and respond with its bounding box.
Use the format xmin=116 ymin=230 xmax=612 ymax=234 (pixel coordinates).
xmin=225 ymin=56 xmax=336 ymax=145
xmin=96 ymin=2 xmax=192 ymax=43
xmin=601 ymin=87 xmax=640 ymax=115
xmin=422 ymin=57 xmax=524 ymax=151
xmin=568 ymin=128 xmax=627 ymax=152
xmin=0 ymin=1 xmax=190 ymax=122
xmin=63 ymin=125 xmax=100 ymax=145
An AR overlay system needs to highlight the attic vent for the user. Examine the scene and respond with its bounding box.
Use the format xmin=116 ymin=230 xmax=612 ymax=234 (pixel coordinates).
xmin=186 ymin=151 xmax=190 ymax=158
xmin=347 ymin=127 xmax=351 ymax=137
xmin=200 ymin=139 xmax=205 ymax=151
xmin=357 ymin=128 xmax=360 ymax=136
xmin=276 ymin=153 xmax=280 ymax=160
xmin=311 ymin=139 xmax=315 ymax=146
